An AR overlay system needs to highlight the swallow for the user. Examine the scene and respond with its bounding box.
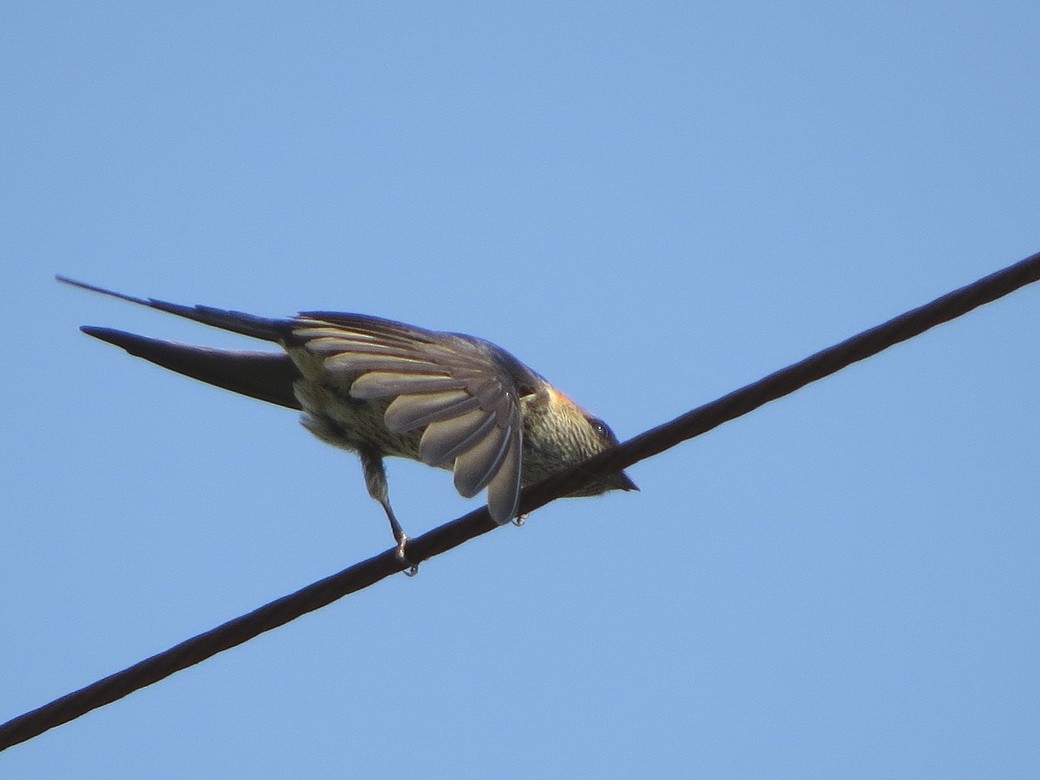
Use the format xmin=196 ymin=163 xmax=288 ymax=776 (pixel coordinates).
xmin=59 ymin=277 xmax=637 ymax=570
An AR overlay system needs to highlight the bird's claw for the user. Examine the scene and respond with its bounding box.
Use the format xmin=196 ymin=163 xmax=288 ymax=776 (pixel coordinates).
xmin=395 ymin=536 xmax=419 ymax=577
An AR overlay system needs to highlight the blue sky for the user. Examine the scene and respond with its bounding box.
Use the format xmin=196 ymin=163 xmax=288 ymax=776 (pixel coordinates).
xmin=3 ymin=2 xmax=1039 ymax=777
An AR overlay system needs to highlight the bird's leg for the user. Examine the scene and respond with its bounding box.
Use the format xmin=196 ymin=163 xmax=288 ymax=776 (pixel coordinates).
xmin=360 ymin=449 xmax=418 ymax=576
xmin=380 ymin=498 xmax=418 ymax=577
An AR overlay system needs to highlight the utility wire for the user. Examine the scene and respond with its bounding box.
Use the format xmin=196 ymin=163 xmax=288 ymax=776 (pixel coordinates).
xmin=2 ymin=250 xmax=1038 ymax=752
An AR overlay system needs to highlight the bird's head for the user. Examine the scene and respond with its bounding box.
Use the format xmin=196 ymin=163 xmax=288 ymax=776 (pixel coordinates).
xmin=520 ymin=385 xmax=638 ymax=496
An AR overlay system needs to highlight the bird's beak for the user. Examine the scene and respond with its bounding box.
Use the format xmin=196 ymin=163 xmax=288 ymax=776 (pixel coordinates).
xmin=613 ymin=470 xmax=639 ymax=492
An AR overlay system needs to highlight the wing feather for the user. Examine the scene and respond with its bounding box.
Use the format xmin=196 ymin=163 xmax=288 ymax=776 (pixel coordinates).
xmin=306 ymin=339 xmax=421 ymax=357
xmin=453 ymin=422 xmax=511 ymax=498
xmin=349 ymin=372 xmax=463 ymax=398
xmin=419 ymin=406 xmax=497 ymax=467
xmin=486 ymin=429 xmax=522 ymax=523
xmin=327 ymin=354 xmax=445 ymax=375
xmin=384 ymin=390 xmax=481 ymax=432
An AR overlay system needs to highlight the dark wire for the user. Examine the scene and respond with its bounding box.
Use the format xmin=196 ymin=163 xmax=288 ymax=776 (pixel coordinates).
xmin=3 ymin=250 xmax=1038 ymax=751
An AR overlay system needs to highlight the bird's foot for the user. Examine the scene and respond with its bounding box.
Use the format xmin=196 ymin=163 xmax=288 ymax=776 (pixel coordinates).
xmin=395 ymin=535 xmax=419 ymax=577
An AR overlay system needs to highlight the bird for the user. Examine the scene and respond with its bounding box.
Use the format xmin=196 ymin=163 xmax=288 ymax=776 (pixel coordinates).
xmin=59 ymin=277 xmax=637 ymax=570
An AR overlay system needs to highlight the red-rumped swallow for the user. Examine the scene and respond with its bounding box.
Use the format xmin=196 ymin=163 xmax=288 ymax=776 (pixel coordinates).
xmin=59 ymin=277 xmax=637 ymax=569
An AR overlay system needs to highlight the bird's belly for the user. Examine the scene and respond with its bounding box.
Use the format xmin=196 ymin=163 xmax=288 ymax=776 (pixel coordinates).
xmin=293 ymin=380 xmax=423 ymax=460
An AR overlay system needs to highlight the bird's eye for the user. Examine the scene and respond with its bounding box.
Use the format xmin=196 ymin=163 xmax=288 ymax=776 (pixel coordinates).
xmin=588 ymin=417 xmax=611 ymax=439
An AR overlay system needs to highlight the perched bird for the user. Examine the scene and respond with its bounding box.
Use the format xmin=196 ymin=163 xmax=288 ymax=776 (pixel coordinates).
xmin=59 ymin=277 xmax=637 ymax=568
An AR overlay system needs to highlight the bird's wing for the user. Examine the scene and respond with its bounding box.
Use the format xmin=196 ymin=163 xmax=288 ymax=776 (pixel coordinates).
xmin=291 ymin=314 xmax=525 ymax=523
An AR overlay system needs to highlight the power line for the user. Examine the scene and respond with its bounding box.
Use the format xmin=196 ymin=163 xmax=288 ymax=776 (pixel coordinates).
xmin=2 ymin=249 xmax=1038 ymax=751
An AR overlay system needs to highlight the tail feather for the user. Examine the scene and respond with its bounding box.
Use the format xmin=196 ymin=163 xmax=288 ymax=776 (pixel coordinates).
xmin=57 ymin=276 xmax=286 ymax=341
xmin=81 ymin=326 xmax=302 ymax=410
